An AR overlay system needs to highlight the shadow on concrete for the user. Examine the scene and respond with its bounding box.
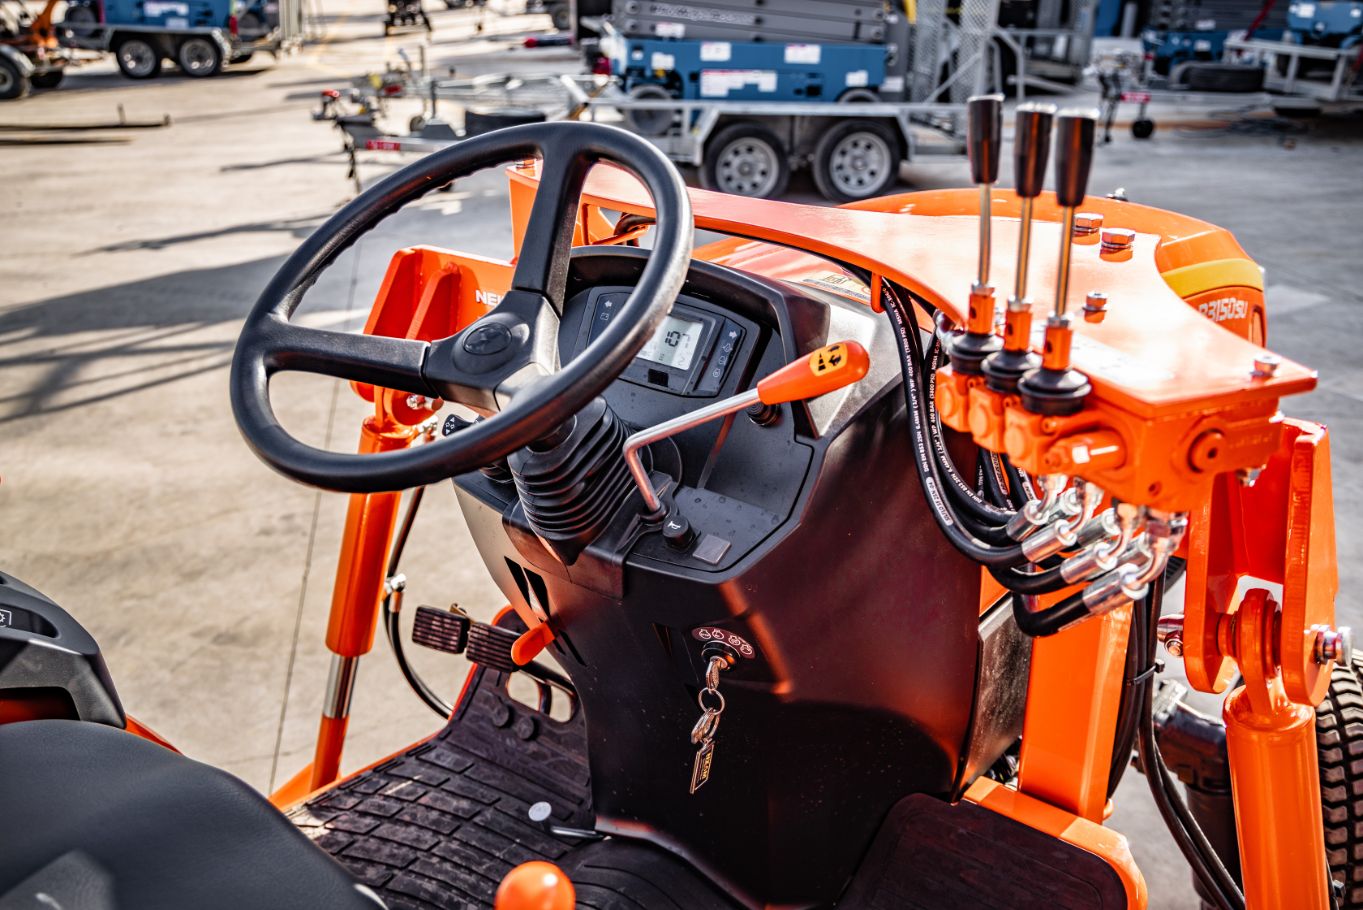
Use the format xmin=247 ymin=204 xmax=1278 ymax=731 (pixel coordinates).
xmin=0 ymin=256 xmax=287 ymax=422
xmin=89 ymin=212 xmax=329 ymax=253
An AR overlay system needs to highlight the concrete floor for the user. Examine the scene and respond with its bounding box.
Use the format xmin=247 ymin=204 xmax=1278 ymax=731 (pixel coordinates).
xmin=2 ymin=4 xmax=1362 ymax=906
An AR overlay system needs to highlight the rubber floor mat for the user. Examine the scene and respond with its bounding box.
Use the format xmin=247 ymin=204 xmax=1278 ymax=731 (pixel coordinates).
xmin=290 ymin=663 xmax=593 ymax=910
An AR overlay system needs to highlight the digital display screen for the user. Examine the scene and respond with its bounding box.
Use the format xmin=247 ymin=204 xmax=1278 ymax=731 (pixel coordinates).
xmin=638 ymin=315 xmax=703 ymax=371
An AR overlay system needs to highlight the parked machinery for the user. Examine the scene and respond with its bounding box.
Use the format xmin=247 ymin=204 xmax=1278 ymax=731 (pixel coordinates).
xmin=0 ymin=0 xmax=74 ymax=99
xmin=61 ymin=0 xmax=284 ymax=78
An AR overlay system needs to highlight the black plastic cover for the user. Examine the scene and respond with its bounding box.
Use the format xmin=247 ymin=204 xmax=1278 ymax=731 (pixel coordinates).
xmin=0 ymin=570 xmax=123 ymax=727
xmin=967 ymin=94 xmax=1005 ymax=185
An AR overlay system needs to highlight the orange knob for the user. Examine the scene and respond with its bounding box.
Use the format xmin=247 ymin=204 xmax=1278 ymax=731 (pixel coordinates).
xmin=756 ymin=341 xmax=870 ymax=406
xmin=494 ymin=861 xmax=575 ymax=910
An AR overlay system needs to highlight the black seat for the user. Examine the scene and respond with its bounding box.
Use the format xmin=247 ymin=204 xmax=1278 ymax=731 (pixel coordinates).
xmin=0 ymin=719 xmax=381 ymax=910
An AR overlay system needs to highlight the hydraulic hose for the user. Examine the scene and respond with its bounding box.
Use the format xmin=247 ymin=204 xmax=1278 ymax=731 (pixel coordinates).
xmin=882 ymin=283 xmax=1029 ymax=569
xmin=1009 ymin=588 xmax=1093 ymax=637
xmin=380 ymin=484 xmax=456 ymax=720
xmin=923 ymin=336 xmax=1017 ymax=528
xmin=1135 ymin=575 xmax=1246 ymax=910
xmin=991 ymin=562 xmax=1070 ymax=596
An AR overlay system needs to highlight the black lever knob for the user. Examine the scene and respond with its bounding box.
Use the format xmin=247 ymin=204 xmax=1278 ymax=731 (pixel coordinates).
xmin=1053 ymin=109 xmax=1098 ymax=209
xmin=1013 ymin=102 xmax=1056 ymax=200
xmin=967 ymin=93 xmax=1004 ymax=186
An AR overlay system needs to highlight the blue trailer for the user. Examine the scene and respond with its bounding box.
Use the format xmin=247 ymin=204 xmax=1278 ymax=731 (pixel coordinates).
xmin=61 ymin=0 xmax=282 ymax=79
xmin=611 ymin=36 xmax=889 ymax=103
xmin=1286 ymin=0 xmax=1363 ymax=48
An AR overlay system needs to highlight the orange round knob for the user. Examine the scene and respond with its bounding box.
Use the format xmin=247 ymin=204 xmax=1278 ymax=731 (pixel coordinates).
xmin=494 ymin=861 xmax=575 ymax=910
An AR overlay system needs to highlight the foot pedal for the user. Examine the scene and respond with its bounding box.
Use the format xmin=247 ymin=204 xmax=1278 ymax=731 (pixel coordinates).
xmin=411 ymin=605 xmax=470 ymax=654
xmin=465 ymin=622 xmax=518 ymax=673
xmin=411 ymin=605 xmax=518 ymax=673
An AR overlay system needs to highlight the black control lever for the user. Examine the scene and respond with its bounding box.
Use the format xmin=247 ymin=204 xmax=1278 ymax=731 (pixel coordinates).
xmin=967 ymin=93 xmax=1003 ymax=290
xmin=983 ymin=103 xmax=1055 ymax=392
xmin=946 ymin=94 xmax=1006 ymax=375
xmin=1018 ymin=109 xmax=1098 ymax=415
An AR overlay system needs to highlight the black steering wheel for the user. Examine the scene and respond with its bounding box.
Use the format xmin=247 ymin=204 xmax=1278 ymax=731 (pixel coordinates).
xmin=230 ymin=122 xmax=693 ymax=493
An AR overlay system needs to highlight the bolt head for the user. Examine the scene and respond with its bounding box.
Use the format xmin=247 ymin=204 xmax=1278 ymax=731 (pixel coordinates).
xmin=1314 ymin=626 xmax=1354 ymax=665
xmin=1100 ymin=228 xmax=1136 ymax=250
xmin=1073 ymin=212 xmax=1104 ymax=235
xmin=1252 ymin=354 xmax=1281 ymax=378
xmin=1084 ymin=291 xmax=1109 ymax=313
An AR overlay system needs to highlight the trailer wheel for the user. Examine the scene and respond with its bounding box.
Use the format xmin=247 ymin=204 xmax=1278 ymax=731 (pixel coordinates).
xmin=61 ymin=3 xmax=98 ymax=38
xmin=701 ymin=122 xmax=789 ymax=199
xmin=812 ymin=119 xmax=899 ymax=203
xmin=114 ymin=36 xmax=161 ymax=79
xmin=1131 ymin=118 xmax=1155 ymax=139
xmin=625 ymin=83 xmax=674 ymax=136
xmin=31 ymin=69 xmax=64 ymax=89
xmin=1318 ymin=650 xmax=1363 ymax=908
xmin=177 ymin=36 xmax=222 ymax=77
xmin=0 ymin=55 xmax=29 ymax=100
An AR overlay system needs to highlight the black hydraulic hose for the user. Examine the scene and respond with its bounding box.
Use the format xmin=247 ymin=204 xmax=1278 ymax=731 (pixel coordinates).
xmin=991 ymin=562 xmax=1071 ymax=596
xmin=923 ymin=336 xmax=1018 ymax=528
xmin=982 ymin=454 xmax=1011 ymax=509
xmin=1135 ymin=576 xmax=1246 ymax=910
xmin=1003 ymin=456 xmax=1035 ymax=509
xmin=379 ymin=485 xmax=457 ymax=720
xmin=1009 ymin=588 xmax=1093 ymax=637
xmin=882 ymin=283 xmax=1029 ymax=569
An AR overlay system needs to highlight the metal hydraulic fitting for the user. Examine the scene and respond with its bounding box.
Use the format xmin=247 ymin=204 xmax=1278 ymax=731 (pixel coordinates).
xmin=1157 ymin=613 xmax=1186 ymax=658
xmin=1060 ymin=502 xmax=1141 ymax=584
xmin=1006 ymin=474 xmax=1073 ymax=541
xmin=1083 ymin=510 xmax=1187 ymax=615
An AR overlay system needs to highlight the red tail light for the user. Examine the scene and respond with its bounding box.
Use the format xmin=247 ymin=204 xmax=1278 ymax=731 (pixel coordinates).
xmin=229 ymin=13 xmax=239 ymax=35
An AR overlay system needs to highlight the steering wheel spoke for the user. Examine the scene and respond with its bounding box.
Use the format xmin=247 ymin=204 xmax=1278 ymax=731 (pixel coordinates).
xmin=260 ymin=318 xmax=433 ymax=396
xmin=509 ymin=150 xmax=595 ymax=313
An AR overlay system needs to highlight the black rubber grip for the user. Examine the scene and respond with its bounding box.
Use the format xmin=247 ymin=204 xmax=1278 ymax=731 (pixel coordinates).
xmin=1053 ymin=108 xmax=1098 ymax=209
xmin=1012 ymin=102 xmax=1056 ymax=199
xmin=967 ymin=94 xmax=1004 ymax=185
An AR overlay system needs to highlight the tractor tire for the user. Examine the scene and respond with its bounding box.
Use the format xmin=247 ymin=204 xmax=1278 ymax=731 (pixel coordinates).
xmin=0 ymin=56 xmax=30 ymax=100
xmin=114 ymin=36 xmax=162 ymax=79
xmin=464 ymin=107 xmax=546 ymax=136
xmin=177 ymin=36 xmax=222 ymax=77
xmin=1318 ymin=650 xmax=1363 ymax=907
xmin=811 ymin=118 xmax=900 ymax=203
xmin=1182 ymin=63 xmax=1265 ymax=93
xmin=550 ymin=2 xmax=571 ymax=31
xmin=700 ymin=122 xmax=790 ymax=199
xmin=31 ymin=69 xmax=65 ymax=89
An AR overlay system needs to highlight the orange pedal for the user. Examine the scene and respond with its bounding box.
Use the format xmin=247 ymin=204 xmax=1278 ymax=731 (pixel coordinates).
xmin=512 ymin=623 xmax=556 ymax=666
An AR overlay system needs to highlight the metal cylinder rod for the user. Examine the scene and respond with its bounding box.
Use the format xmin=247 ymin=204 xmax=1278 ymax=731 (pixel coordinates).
xmin=1054 ymin=207 xmax=1077 ymax=317
xmin=1013 ymin=197 xmax=1035 ymax=303
xmin=624 ymin=389 xmax=761 ymax=515
xmin=978 ymin=182 xmax=992 ymax=288
xmin=323 ymin=653 xmax=360 ymax=720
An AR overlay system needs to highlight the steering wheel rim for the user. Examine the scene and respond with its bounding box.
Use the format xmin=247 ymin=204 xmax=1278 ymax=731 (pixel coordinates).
xmin=230 ymin=122 xmax=693 ymax=493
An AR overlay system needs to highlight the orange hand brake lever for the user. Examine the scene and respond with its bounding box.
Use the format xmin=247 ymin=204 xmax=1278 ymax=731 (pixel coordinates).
xmin=623 ymin=341 xmax=871 ymax=518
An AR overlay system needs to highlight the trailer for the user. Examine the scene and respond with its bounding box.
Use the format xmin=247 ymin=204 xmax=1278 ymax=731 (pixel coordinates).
xmin=60 ymin=0 xmax=294 ymax=78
